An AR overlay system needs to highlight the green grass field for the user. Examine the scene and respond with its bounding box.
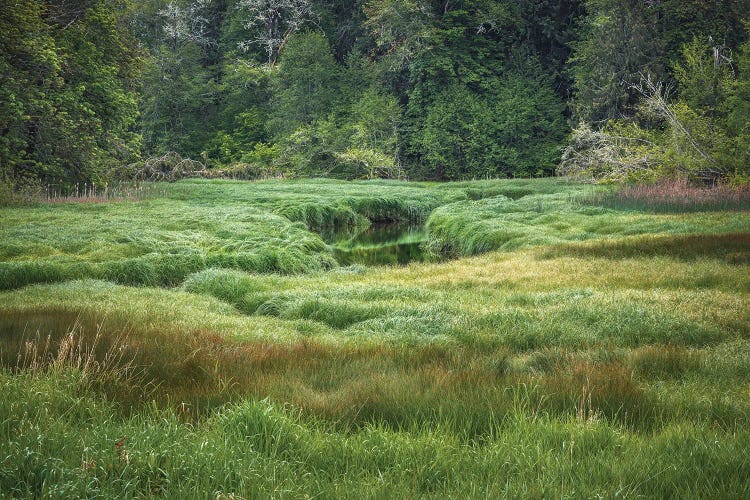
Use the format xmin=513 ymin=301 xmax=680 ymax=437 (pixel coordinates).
xmin=1 ymin=178 xmax=749 ymax=497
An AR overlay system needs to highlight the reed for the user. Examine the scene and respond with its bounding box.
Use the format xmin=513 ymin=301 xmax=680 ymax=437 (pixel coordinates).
xmin=587 ymin=180 xmax=750 ymax=213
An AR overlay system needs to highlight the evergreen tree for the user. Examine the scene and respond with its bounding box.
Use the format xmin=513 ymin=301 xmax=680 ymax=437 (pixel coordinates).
xmin=139 ymin=0 xmax=221 ymax=158
xmin=570 ymin=0 xmax=664 ymax=124
xmin=0 ymin=0 xmax=142 ymax=187
xmin=399 ymin=1 xmax=568 ymax=179
xmin=269 ymin=31 xmax=340 ymax=137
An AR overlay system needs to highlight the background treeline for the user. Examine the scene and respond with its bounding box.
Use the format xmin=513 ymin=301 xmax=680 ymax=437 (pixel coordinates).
xmin=2 ymin=0 xmax=750 ymax=188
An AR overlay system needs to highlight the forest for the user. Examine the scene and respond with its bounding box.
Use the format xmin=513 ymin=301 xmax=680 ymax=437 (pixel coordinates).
xmin=3 ymin=0 xmax=750 ymax=193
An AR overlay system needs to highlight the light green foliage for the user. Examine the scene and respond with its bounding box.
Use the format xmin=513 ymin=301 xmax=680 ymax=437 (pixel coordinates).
xmin=560 ymin=121 xmax=666 ymax=182
xmin=674 ymin=37 xmax=734 ymax=115
xmin=350 ymin=88 xmax=400 ymax=160
xmin=334 ymin=148 xmax=399 ymax=180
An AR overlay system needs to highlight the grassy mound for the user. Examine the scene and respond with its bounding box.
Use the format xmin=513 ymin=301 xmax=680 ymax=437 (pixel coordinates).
xmin=165 ymin=178 xmax=466 ymax=228
xmin=426 ymin=190 xmax=750 ymax=257
xmin=0 ymin=199 xmax=338 ymax=291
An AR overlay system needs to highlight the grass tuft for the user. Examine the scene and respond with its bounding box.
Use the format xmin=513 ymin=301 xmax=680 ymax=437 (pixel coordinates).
xmin=630 ymin=345 xmax=701 ymax=378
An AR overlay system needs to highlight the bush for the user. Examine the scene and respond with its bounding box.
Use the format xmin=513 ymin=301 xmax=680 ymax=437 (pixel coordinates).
xmin=559 ymin=122 xmax=663 ymax=183
xmin=0 ymin=175 xmax=43 ymax=206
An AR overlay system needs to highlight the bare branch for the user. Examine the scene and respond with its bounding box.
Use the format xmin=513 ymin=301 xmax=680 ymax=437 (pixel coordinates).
xmin=237 ymin=0 xmax=318 ymax=65
xmin=631 ymin=74 xmax=715 ymax=165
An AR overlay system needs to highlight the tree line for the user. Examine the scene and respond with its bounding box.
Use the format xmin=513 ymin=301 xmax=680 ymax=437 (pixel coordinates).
xmin=2 ymin=0 xmax=750 ymax=189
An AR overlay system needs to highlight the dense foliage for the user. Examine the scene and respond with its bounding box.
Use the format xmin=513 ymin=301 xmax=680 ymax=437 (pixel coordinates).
xmin=2 ymin=0 xmax=750 ymax=187
xmin=564 ymin=1 xmax=750 ymax=182
xmin=0 ymin=0 xmax=141 ymax=189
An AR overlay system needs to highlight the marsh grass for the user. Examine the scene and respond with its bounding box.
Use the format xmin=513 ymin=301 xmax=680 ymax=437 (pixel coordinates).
xmin=1 ymin=177 xmax=749 ymax=496
xmin=630 ymin=345 xmax=702 ymax=378
xmin=2 ymin=317 xmax=144 ymax=402
xmin=1 ymin=262 xmax=746 ymax=435
xmin=425 ymin=188 xmax=750 ymax=258
xmin=39 ymin=183 xmax=168 ymax=204
xmin=2 ymin=339 xmax=749 ymax=497
xmin=166 ymin=178 xmax=468 ymax=228
xmin=587 ymin=180 xmax=750 ymax=213
xmin=542 ymin=233 xmax=750 ymax=264
xmin=0 ymin=199 xmax=337 ymax=290
xmin=3 ymin=370 xmax=748 ymax=498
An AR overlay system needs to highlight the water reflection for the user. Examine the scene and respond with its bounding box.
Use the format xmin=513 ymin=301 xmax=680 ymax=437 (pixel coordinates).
xmin=322 ymin=223 xmax=428 ymax=266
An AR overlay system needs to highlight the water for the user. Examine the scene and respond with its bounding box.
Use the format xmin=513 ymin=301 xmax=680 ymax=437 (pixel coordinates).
xmin=322 ymin=223 xmax=428 ymax=266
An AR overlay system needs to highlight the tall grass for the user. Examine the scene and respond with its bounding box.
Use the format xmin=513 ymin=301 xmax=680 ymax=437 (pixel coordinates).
xmin=0 ymin=178 xmax=604 ymax=289
xmin=0 ymin=200 xmax=337 ymax=290
xmin=425 ymin=190 xmax=750 ymax=258
xmin=1 ymin=230 xmax=747 ymax=430
xmin=540 ymin=233 xmax=750 ymax=265
xmin=3 ymin=317 xmax=143 ymax=401
xmin=3 ymin=370 xmax=749 ymax=498
xmin=39 ymin=182 xmax=168 ymax=204
xmin=0 ymin=177 xmax=749 ymax=496
xmin=587 ymin=180 xmax=750 ymax=213
xmin=164 ymin=178 xmax=468 ymax=228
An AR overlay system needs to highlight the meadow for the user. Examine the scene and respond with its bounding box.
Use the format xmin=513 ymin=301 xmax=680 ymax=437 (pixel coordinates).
xmin=1 ymin=178 xmax=749 ymax=497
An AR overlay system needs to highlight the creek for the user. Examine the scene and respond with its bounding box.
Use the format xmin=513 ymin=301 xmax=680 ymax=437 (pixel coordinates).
xmin=321 ymin=223 xmax=428 ymax=266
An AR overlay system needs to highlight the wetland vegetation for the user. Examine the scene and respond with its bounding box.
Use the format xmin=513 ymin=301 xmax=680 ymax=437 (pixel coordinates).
xmin=1 ymin=178 xmax=749 ymax=497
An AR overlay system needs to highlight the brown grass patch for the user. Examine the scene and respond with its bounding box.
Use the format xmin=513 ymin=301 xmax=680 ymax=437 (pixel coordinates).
xmin=588 ymin=180 xmax=750 ymax=212
xmin=630 ymin=345 xmax=702 ymax=378
xmin=538 ymin=361 xmax=653 ymax=426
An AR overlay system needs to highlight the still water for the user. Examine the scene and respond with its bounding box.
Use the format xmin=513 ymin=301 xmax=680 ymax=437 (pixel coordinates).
xmin=321 ymin=223 xmax=428 ymax=266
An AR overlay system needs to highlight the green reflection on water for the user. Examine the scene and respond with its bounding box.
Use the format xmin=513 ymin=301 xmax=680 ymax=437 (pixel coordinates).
xmin=322 ymin=223 xmax=428 ymax=266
